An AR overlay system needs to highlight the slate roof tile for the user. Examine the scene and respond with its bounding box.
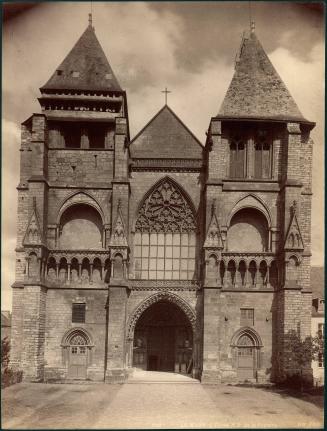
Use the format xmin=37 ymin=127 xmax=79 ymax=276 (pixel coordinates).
xmin=41 ymin=24 xmax=121 ymax=92
xmin=218 ymin=31 xmax=307 ymax=122
xmin=130 ymin=105 xmax=203 ymax=159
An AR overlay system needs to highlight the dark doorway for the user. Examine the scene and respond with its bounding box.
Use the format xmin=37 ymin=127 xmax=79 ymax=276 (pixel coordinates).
xmin=133 ymin=301 xmax=193 ymax=374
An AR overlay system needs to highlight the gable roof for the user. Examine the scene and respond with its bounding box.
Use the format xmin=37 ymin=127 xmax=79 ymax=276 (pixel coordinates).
xmin=41 ymin=24 xmax=122 ymax=92
xmin=130 ymin=105 xmax=203 ymax=159
xmin=217 ymin=31 xmax=308 ymax=123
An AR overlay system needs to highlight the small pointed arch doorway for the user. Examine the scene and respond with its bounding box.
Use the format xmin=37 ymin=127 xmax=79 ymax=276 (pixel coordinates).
xmin=62 ymin=328 xmax=94 ymax=380
xmin=231 ymin=328 xmax=263 ymax=382
xmin=128 ymin=294 xmax=196 ymax=375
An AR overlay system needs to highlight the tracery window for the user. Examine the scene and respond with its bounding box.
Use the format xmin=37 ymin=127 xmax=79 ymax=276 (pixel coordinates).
xmin=134 ymin=179 xmax=197 ymax=280
xmin=69 ymin=333 xmax=87 ymax=357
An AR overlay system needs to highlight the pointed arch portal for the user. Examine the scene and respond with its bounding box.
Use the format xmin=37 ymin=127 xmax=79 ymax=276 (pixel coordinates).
xmin=128 ymin=293 xmax=196 ymax=374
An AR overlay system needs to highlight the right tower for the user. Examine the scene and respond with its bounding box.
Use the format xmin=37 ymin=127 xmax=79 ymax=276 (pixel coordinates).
xmin=202 ymin=25 xmax=315 ymax=383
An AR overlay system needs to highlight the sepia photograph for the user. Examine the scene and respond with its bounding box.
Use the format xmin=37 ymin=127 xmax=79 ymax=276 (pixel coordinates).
xmin=1 ymin=1 xmax=324 ymax=429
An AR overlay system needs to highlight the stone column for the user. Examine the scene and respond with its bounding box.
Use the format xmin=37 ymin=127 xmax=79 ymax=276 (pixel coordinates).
xmin=101 ymin=263 xmax=105 ymax=281
xmin=247 ymin=138 xmax=255 ymax=178
xmin=80 ymin=127 xmax=89 ymax=149
xmin=245 ymin=262 xmax=249 ymax=287
xmin=90 ymin=263 xmax=93 ymax=283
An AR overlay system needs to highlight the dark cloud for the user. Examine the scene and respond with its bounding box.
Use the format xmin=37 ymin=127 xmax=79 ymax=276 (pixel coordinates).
xmin=2 ymin=2 xmax=39 ymax=22
xmin=149 ymin=2 xmax=324 ymax=72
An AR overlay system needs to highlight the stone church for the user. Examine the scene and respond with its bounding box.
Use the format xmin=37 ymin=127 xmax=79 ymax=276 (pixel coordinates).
xmin=11 ymin=17 xmax=315 ymax=384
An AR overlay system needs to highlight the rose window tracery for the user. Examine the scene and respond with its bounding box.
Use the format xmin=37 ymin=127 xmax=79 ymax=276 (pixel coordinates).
xmin=135 ymin=180 xmax=196 ymax=233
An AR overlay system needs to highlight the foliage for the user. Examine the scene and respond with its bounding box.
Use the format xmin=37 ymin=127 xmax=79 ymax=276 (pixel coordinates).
xmin=1 ymin=337 xmax=10 ymax=368
xmin=280 ymin=328 xmax=324 ymax=391
xmin=1 ymin=337 xmax=23 ymax=388
xmin=311 ymin=332 xmax=324 ymax=362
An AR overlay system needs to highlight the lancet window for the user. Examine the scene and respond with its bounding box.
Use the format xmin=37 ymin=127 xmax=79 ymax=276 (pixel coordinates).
xmin=134 ymin=180 xmax=197 ymax=280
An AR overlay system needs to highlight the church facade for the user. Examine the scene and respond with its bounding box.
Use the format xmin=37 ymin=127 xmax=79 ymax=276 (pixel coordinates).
xmin=11 ymin=19 xmax=315 ymax=384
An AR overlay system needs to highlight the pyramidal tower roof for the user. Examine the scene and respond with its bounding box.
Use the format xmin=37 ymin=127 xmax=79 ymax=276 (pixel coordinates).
xmin=217 ymin=28 xmax=308 ymax=123
xmin=41 ymin=16 xmax=122 ymax=92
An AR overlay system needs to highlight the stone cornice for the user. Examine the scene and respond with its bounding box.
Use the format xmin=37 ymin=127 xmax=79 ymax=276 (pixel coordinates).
xmin=130 ymin=158 xmax=202 ymax=172
xmin=130 ymin=280 xmax=201 ymax=290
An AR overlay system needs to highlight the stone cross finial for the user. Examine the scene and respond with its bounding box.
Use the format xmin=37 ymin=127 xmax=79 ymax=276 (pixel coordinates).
xmin=291 ymin=200 xmax=297 ymax=215
xmin=33 ymin=196 xmax=37 ymax=210
xmin=251 ymin=21 xmax=255 ymax=33
xmin=88 ymin=13 xmax=92 ymax=27
xmin=161 ymin=87 xmax=171 ymax=105
xmin=117 ymin=198 xmax=122 ymax=210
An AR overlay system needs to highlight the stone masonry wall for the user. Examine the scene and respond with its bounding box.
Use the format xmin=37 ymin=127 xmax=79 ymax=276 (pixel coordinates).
xmin=21 ymin=286 xmax=47 ymax=381
xmin=44 ymin=288 xmax=107 ymax=381
xmin=48 ymin=150 xmax=114 ymax=185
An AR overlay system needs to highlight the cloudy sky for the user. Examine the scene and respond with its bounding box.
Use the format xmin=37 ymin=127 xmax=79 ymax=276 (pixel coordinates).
xmin=2 ymin=1 xmax=324 ymax=310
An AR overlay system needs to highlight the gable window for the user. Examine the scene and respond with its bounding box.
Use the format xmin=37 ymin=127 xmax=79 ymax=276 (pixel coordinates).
xmin=230 ymin=137 xmax=246 ymax=178
xmin=240 ymin=308 xmax=254 ymax=326
xmin=72 ymin=303 xmax=86 ymax=323
xmin=134 ymin=179 xmax=196 ymax=280
xmin=254 ymin=130 xmax=272 ymax=178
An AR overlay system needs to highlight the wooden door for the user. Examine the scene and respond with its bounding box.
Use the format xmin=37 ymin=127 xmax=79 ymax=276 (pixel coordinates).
xmin=161 ymin=327 xmax=174 ymax=371
xmin=68 ymin=345 xmax=87 ymax=379
xmin=147 ymin=326 xmax=175 ymax=371
xmin=237 ymin=347 xmax=255 ymax=380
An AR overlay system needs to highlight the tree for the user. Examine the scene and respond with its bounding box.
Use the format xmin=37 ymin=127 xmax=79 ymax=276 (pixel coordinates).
xmin=1 ymin=336 xmax=10 ymax=369
xmin=312 ymin=328 xmax=324 ymax=371
xmin=289 ymin=335 xmax=312 ymax=392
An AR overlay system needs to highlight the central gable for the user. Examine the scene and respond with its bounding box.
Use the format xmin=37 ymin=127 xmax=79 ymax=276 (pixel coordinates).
xmin=130 ymin=105 xmax=203 ymax=159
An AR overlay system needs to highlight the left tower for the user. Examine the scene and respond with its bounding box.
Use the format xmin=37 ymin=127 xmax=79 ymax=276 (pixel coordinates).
xmin=11 ymin=16 xmax=129 ymax=381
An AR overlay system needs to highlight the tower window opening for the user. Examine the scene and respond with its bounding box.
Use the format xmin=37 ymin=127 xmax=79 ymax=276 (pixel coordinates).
xmin=88 ymin=124 xmax=106 ymax=149
xmin=230 ymin=137 xmax=246 ymax=178
xmin=254 ymin=130 xmax=272 ymax=178
xmin=62 ymin=123 xmax=81 ymax=148
xmin=57 ymin=70 xmax=63 ymax=76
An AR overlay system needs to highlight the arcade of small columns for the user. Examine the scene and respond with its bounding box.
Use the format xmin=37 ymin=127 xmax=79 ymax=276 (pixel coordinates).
xmin=24 ymin=250 xmax=280 ymax=289
xmin=206 ymin=254 xmax=279 ymax=289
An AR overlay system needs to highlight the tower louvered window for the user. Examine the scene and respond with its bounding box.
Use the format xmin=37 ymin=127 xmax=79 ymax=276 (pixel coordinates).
xmin=254 ymin=130 xmax=272 ymax=178
xmin=134 ymin=180 xmax=197 ymax=280
xmin=230 ymin=137 xmax=246 ymax=178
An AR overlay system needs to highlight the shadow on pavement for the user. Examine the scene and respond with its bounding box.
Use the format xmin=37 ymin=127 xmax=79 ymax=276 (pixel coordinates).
xmin=230 ymin=383 xmax=324 ymax=409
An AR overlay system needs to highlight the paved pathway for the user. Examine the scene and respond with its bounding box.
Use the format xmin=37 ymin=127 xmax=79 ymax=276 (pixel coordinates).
xmin=1 ymin=373 xmax=324 ymax=429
